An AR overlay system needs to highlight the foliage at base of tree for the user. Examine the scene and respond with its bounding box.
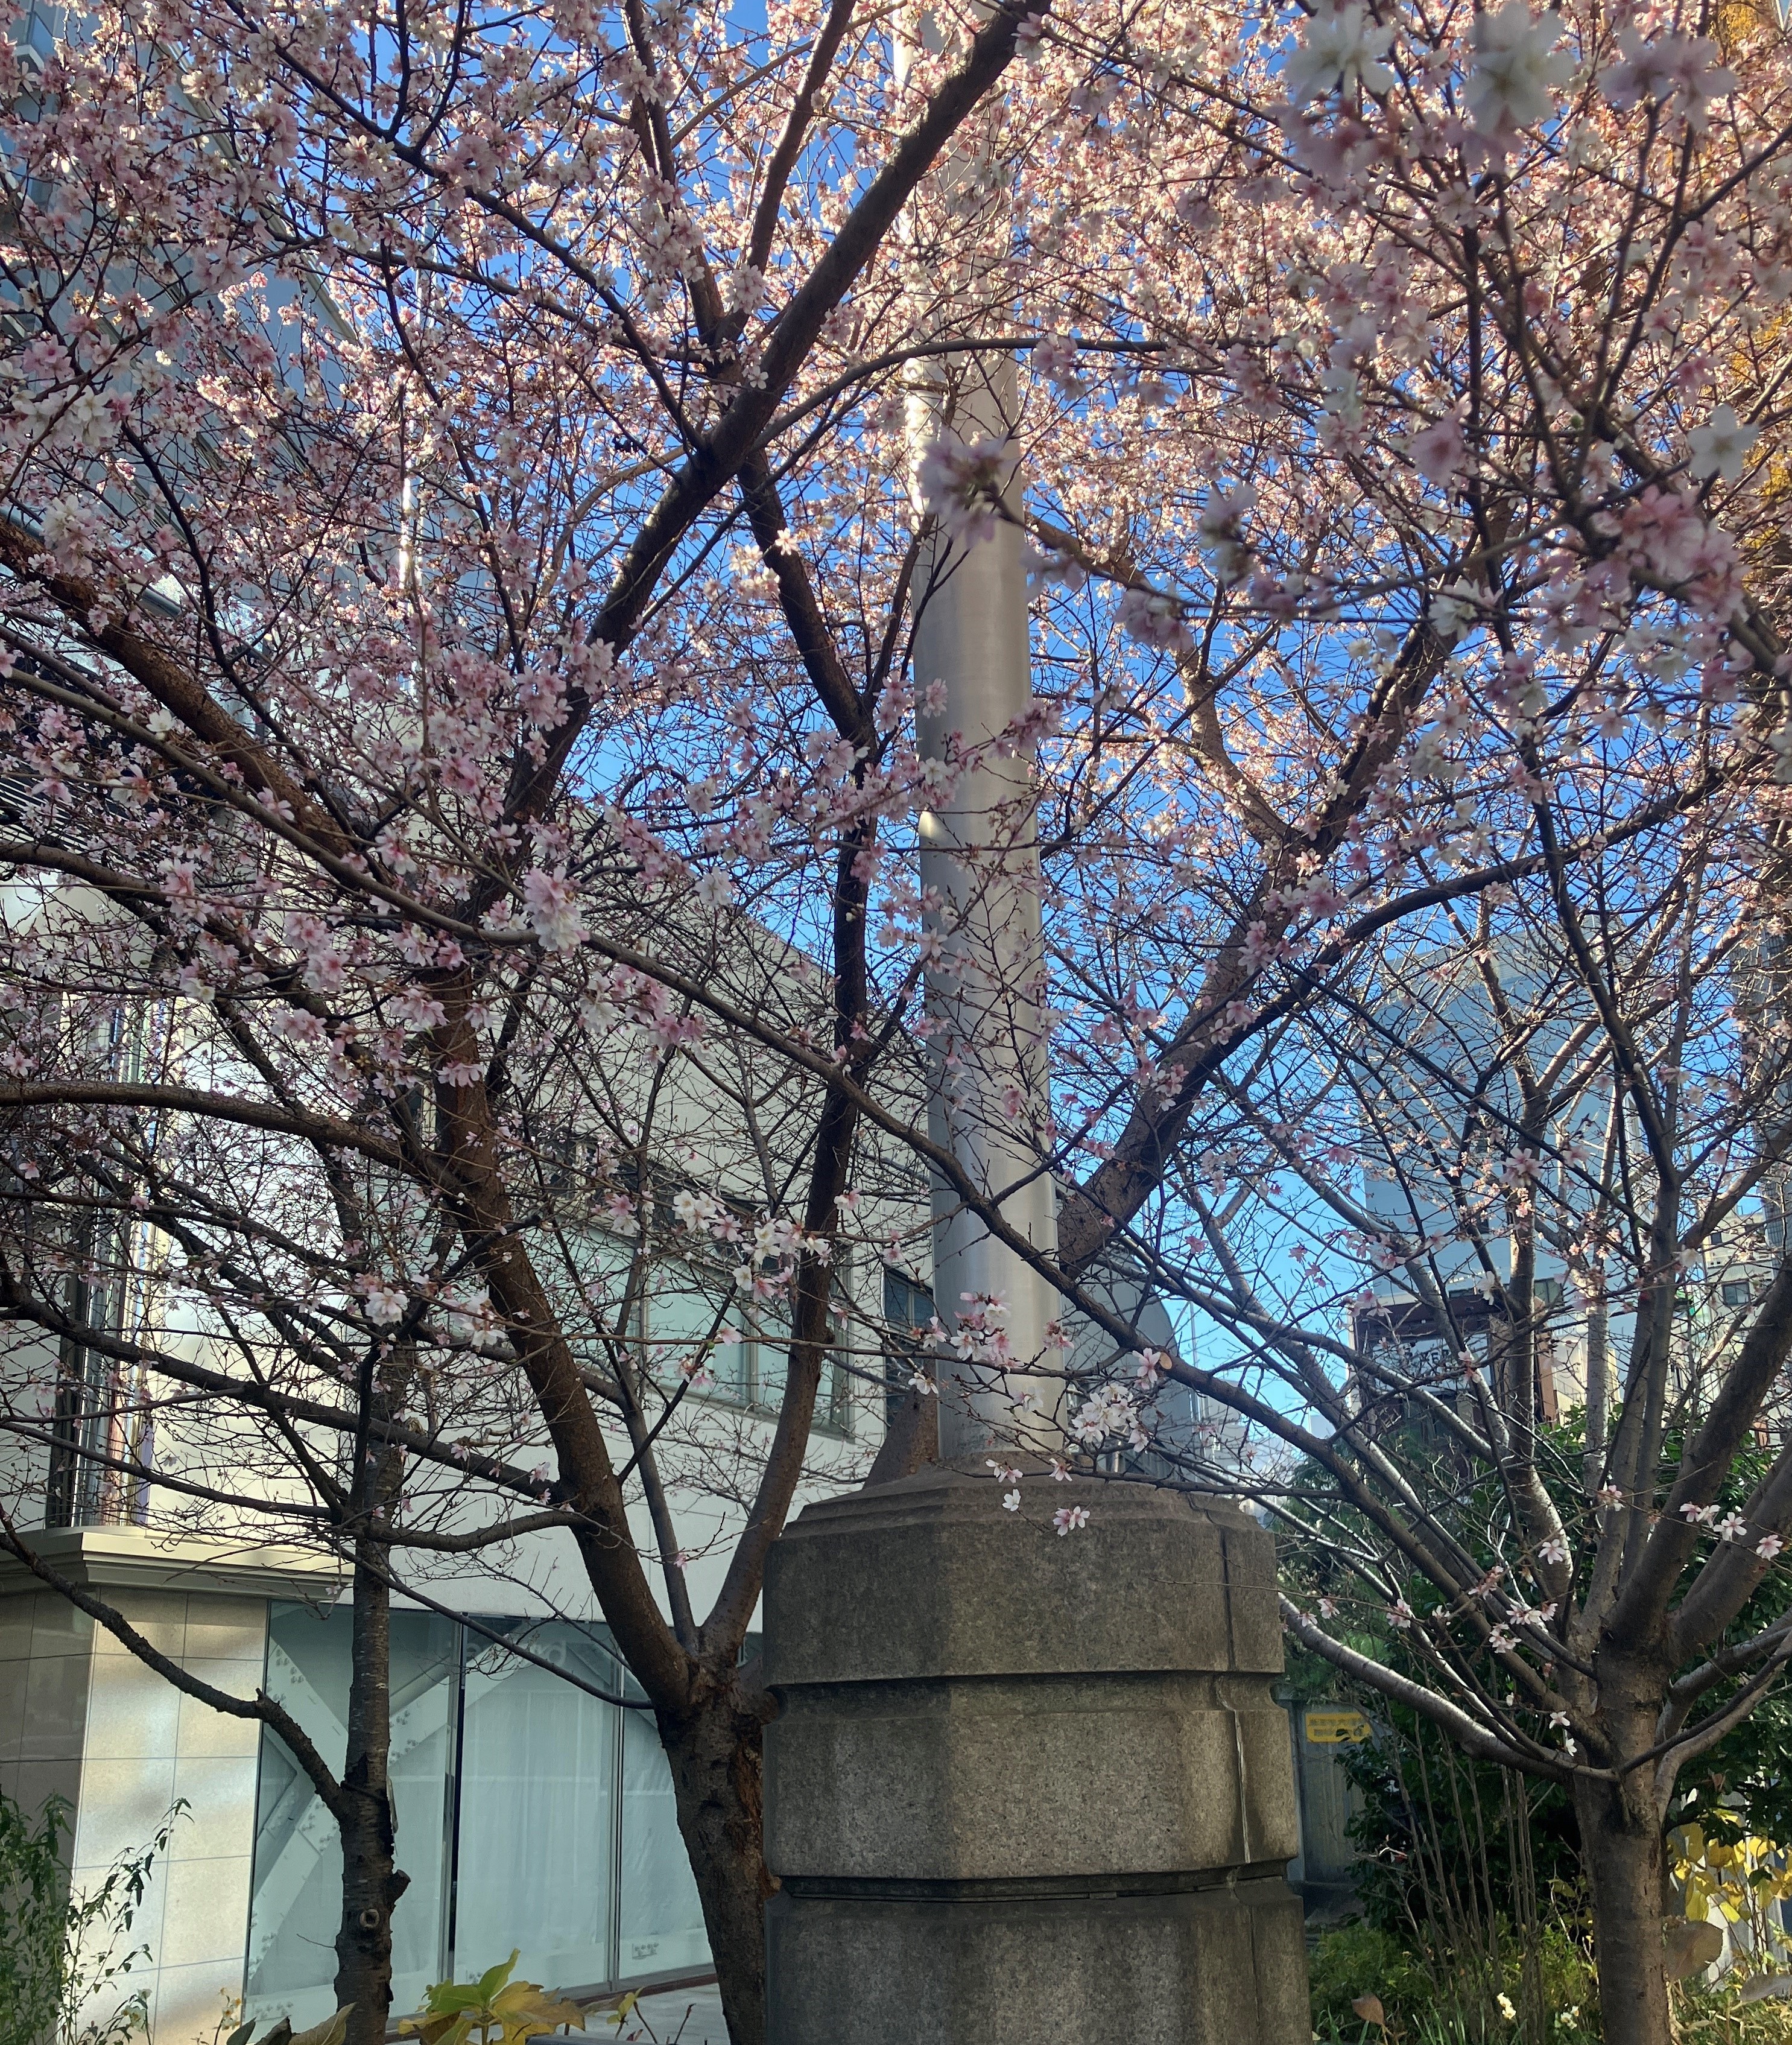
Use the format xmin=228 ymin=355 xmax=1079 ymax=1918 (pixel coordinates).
xmin=0 ymin=1792 xmax=71 ymax=2045
xmin=1309 ymin=1919 xmax=1598 ymax=2045
xmin=0 ymin=1789 xmax=183 ymax=2045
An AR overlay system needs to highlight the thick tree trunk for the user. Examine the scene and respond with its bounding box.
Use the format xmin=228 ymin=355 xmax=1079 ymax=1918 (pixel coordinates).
xmin=1574 ymin=1771 xmax=1672 ymax=2045
xmin=659 ymin=1679 xmax=778 ymax=2045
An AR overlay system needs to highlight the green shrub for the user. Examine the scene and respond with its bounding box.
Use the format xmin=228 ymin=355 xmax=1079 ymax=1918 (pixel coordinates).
xmin=1672 ymin=1979 xmax=1792 ymax=2045
xmin=1311 ymin=1924 xmax=1433 ymax=2040
xmin=0 ymin=1787 xmax=184 ymax=2045
xmin=1309 ymin=1919 xmax=1597 ymax=2045
xmin=0 ymin=1792 xmax=69 ymax=2045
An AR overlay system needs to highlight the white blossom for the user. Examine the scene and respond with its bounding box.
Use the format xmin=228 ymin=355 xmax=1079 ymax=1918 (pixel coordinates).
xmin=1284 ymin=4 xmax=1395 ymax=104
xmin=1409 ymin=413 xmax=1466 ymax=485
xmin=1601 ymin=28 xmax=1735 ymax=131
xmin=693 ymin=868 xmax=736 ymax=910
xmin=1463 ymin=5 xmax=1572 ymax=141
xmin=1686 ymin=404 xmax=1759 ymax=484
xmin=364 ymin=1282 xmax=407 ymax=1325
xmin=1197 ymin=484 xmax=1257 ymax=583
xmin=1072 ymin=1383 xmax=1137 ymax=1445
xmin=522 ymin=867 xmax=585 ymax=952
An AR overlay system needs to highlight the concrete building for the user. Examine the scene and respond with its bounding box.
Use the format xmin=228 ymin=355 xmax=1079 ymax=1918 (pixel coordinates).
xmin=1 ymin=895 xmax=1238 ymax=2041
xmin=0 ymin=869 xmax=931 ymax=2039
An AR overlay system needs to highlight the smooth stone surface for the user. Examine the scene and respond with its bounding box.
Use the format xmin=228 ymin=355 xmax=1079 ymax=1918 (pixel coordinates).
xmin=764 ymin=1463 xmax=1283 ymax=1686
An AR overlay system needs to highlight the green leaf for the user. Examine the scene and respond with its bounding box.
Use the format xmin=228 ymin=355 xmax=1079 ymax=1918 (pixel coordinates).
xmin=475 ymin=1955 xmax=521 ymax=2006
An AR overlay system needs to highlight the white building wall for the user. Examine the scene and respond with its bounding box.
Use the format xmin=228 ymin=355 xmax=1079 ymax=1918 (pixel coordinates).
xmin=0 ymin=1588 xmax=89 ymax=1855
xmin=0 ymin=1538 xmax=343 ymax=2045
xmin=74 ymin=1587 xmax=267 ymax=2044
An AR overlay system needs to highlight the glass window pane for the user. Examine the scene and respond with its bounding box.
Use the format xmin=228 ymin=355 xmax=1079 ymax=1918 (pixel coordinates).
xmin=452 ymin=1625 xmax=620 ymax=1994
xmin=820 ymin=1301 xmax=852 ymax=1435
xmin=388 ymin=1623 xmax=459 ymax=2014
xmin=881 ymin=1269 xmax=933 ymax=1425
xmin=619 ymin=1711 xmax=708 ymax=1980
xmin=577 ymin=1232 xmax=642 ymax=1348
xmin=647 ymin=1263 xmax=746 ymax=1403
xmin=246 ymin=1604 xmax=455 ymax=2030
xmin=749 ymin=1305 xmax=791 ymax=1413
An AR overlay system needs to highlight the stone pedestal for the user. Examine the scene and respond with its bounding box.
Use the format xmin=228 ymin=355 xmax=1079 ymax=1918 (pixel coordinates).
xmin=762 ymin=1461 xmax=1309 ymax=2045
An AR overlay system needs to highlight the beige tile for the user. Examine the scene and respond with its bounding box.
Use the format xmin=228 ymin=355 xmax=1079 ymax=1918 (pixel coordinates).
xmin=22 ymin=1649 xmax=92 ymax=1760
xmin=151 ymin=1959 xmax=250 ymax=2045
xmin=13 ymin=1757 xmax=81 ymax=1830
xmin=83 ymin=1657 xmax=180 ymax=1761
xmin=66 ymin=1868 xmax=165 ymax=2042
xmin=157 ymin=1854 xmax=252 ymax=1969
xmin=71 ymin=1755 xmax=179 ymax=1871
xmin=30 ymin=1592 xmax=94 ymax=1657
xmin=98 ymin=1591 xmax=188 ymax=1658
xmin=68 ymin=1844 xmax=166 ymax=1948
xmin=65 ymin=1970 xmax=158 ymax=2045
xmin=0 ymin=1594 xmax=35 ymax=1661
xmin=181 ymin=1598 xmax=268 ymax=1665
xmin=178 ymin=1656 xmax=261 ymax=1703
xmin=165 ymin=1757 xmax=259 ymax=1864
xmin=175 ymin=1676 xmax=262 ymax=1762
xmin=0 ymin=1657 xmax=27 ymax=1763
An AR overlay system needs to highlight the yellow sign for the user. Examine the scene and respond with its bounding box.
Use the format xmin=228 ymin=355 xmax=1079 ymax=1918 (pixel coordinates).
xmin=1305 ymin=1710 xmax=1372 ymax=1745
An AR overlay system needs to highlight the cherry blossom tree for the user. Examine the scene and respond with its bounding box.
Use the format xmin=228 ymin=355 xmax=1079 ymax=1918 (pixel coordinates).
xmin=0 ymin=0 xmax=1051 ymax=2037
xmin=907 ymin=5 xmax=1792 ymax=2043
xmin=10 ymin=0 xmax=1792 ymax=2041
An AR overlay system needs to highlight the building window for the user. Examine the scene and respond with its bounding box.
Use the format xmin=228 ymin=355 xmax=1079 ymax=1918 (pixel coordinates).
xmin=1723 ymin=1279 xmax=1755 ymax=1310
xmin=1533 ymin=1278 xmax=1564 ymax=1309
xmin=597 ymin=1235 xmax=852 ymax=1436
xmin=245 ymin=1605 xmax=706 ymax=2026
xmin=246 ymin=1605 xmax=458 ymax=2025
xmin=643 ymin=1258 xmax=750 ymax=1406
xmin=882 ymin=1267 xmax=934 ymax=1424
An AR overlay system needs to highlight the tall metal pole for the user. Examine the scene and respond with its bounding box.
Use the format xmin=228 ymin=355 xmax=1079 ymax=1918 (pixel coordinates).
xmin=760 ymin=40 xmax=1308 ymax=2045
xmin=902 ymin=48 xmax=1060 ymax=1455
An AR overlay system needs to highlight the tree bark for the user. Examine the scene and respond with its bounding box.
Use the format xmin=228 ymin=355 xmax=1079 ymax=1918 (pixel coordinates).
xmin=334 ymin=1366 xmax=411 ymax=2045
xmin=658 ymin=1676 xmax=778 ymax=2045
xmin=1574 ymin=1770 xmax=1672 ymax=2045
xmin=334 ymin=1520 xmax=410 ymax=2045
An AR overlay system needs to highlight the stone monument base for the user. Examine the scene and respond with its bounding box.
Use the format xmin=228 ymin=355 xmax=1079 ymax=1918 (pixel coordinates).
xmin=761 ymin=1460 xmax=1310 ymax=2045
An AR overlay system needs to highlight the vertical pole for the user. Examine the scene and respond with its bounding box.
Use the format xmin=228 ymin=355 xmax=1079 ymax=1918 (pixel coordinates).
xmin=762 ymin=59 xmax=1307 ymax=2045
xmin=902 ymin=33 xmax=1060 ymax=1457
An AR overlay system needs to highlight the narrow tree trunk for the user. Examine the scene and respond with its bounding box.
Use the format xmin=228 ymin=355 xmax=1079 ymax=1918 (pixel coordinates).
xmin=1574 ymin=1771 xmax=1672 ymax=2045
xmin=335 ymin=1524 xmax=410 ymax=2045
xmin=334 ymin=1366 xmax=410 ymax=2045
xmin=1582 ymin=1293 xmax=1610 ymax=1500
xmin=659 ymin=1679 xmax=778 ymax=2045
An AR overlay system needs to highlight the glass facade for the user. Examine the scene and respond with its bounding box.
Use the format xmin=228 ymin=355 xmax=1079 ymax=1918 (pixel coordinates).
xmin=245 ymin=1605 xmax=707 ymax=2028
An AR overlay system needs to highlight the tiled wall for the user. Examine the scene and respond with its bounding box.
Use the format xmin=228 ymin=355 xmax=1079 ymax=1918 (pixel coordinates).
xmin=0 ymin=1588 xmax=91 ymax=1852
xmin=0 ymin=1585 xmax=268 ymax=2045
